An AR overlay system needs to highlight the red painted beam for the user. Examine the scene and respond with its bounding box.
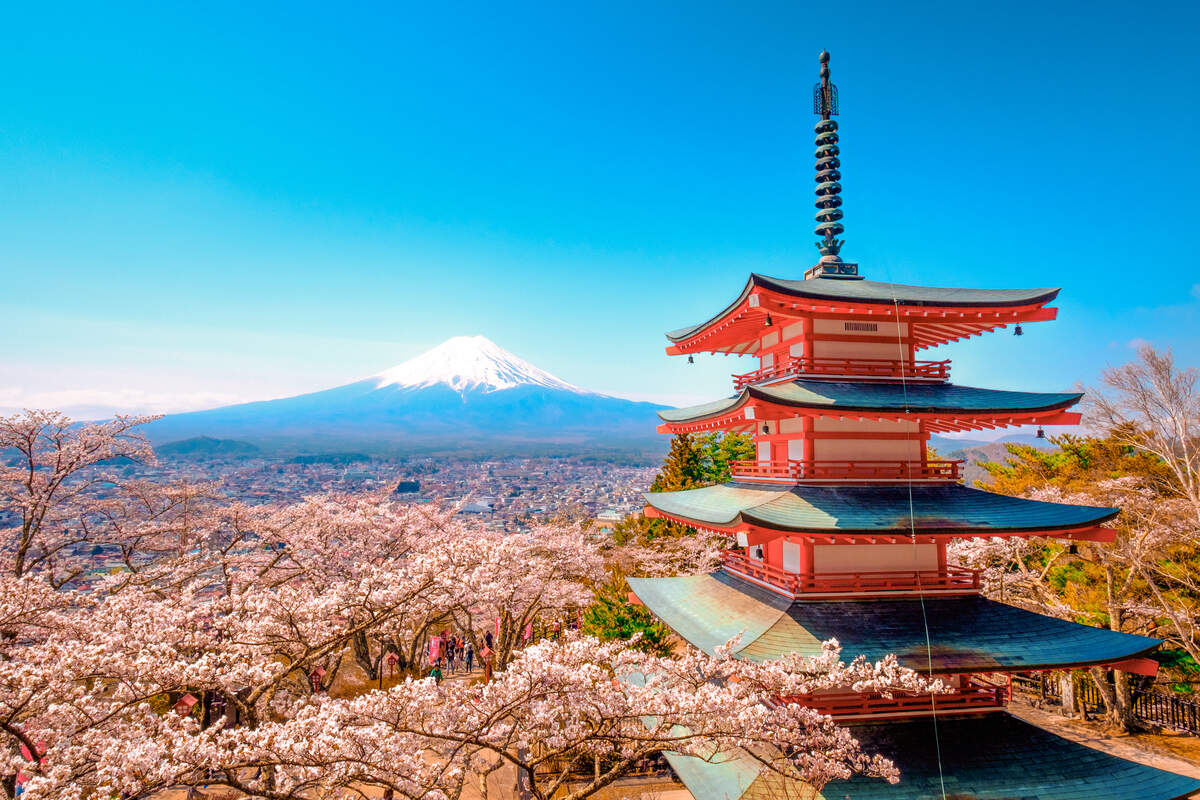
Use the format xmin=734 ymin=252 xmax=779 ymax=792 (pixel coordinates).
xmin=1108 ymin=657 xmax=1159 ymax=677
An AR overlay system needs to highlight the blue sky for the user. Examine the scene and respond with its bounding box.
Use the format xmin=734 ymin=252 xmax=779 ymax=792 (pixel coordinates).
xmin=3 ymin=0 xmax=1198 ymax=425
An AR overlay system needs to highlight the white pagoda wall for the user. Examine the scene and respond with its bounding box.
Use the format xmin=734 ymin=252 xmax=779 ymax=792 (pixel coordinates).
xmin=814 ymin=438 xmax=922 ymax=461
xmin=809 ymin=339 xmax=908 ymax=360
xmin=812 ymin=543 xmax=938 ymax=573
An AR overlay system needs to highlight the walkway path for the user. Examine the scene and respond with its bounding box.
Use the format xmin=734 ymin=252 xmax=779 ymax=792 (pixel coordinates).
xmin=1009 ymin=701 xmax=1200 ymax=796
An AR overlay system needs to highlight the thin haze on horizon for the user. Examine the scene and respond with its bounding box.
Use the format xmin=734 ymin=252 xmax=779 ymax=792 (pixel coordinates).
xmin=3 ymin=0 xmax=1199 ymax=427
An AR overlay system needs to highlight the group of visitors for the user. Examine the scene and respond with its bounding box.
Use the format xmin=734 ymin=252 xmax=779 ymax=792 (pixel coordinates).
xmin=426 ymin=631 xmax=476 ymax=683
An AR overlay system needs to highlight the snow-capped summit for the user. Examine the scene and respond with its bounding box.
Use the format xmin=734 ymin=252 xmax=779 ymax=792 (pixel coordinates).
xmin=374 ymin=336 xmax=585 ymax=394
xmin=143 ymin=334 xmax=663 ymax=452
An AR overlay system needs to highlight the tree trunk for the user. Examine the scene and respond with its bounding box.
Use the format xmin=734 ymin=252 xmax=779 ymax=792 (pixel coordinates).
xmin=515 ymin=747 xmax=534 ymax=800
xmin=1093 ymin=565 xmax=1136 ymax=732
xmin=1090 ymin=666 xmax=1136 ymax=732
xmin=351 ymin=630 xmax=379 ymax=681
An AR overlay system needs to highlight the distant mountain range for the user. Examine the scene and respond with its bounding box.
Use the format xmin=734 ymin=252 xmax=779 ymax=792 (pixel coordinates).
xmin=155 ymin=436 xmax=262 ymax=457
xmin=931 ymin=433 xmax=1059 ymax=486
xmin=145 ymin=336 xmax=666 ymax=457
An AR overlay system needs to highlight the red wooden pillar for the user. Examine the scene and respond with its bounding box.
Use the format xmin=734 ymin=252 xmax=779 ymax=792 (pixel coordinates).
xmin=765 ymin=537 xmax=784 ymax=570
xmin=799 ymin=538 xmax=814 ymax=574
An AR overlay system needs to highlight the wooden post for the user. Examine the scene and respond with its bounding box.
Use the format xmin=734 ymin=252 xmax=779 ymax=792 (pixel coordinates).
xmin=1060 ymin=672 xmax=1077 ymax=717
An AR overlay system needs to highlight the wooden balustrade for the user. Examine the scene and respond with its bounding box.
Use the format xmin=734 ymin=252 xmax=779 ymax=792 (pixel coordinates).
xmin=720 ymin=550 xmax=982 ymax=597
xmin=732 ymin=356 xmax=950 ymax=390
xmin=728 ymin=459 xmax=962 ymax=483
xmin=788 ymin=677 xmax=1009 ymax=719
xmin=719 ymin=550 xmax=801 ymax=593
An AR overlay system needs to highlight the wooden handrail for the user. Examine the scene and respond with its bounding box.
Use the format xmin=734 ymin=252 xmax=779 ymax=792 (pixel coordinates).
xmin=729 ymin=459 xmax=963 ymax=482
xmin=720 ymin=550 xmax=982 ymax=597
xmin=789 ymin=677 xmax=1009 ymax=718
xmin=733 ymin=356 xmax=950 ymax=390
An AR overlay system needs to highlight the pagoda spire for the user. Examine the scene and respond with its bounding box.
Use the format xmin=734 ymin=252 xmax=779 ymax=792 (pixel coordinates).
xmin=813 ymin=50 xmax=844 ymax=260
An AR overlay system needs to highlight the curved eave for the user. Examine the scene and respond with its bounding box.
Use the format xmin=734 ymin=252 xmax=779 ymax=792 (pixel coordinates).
xmin=665 ymin=274 xmax=1061 ymax=354
xmin=657 ymin=392 xmax=749 ymax=424
xmin=663 ymin=714 xmax=1200 ymax=800
xmin=752 ymin=273 xmax=1060 ymax=309
xmin=656 ymin=383 xmax=1084 ymax=433
xmin=629 ymin=573 xmax=1162 ymax=674
xmin=642 ymin=483 xmax=1120 ymax=538
xmin=744 ymin=383 xmax=1084 ymax=416
xmin=646 ymin=504 xmax=1119 ymax=541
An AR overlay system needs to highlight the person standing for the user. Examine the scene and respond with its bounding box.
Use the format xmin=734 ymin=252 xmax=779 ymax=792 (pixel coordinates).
xmin=464 ymin=640 xmax=474 ymax=672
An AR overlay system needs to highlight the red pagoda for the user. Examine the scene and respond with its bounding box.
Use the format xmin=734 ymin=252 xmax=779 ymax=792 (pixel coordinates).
xmin=628 ymin=52 xmax=1200 ymax=800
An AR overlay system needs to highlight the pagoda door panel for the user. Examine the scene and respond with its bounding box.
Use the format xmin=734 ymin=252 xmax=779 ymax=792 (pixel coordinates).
xmin=787 ymin=438 xmax=804 ymax=461
xmin=757 ymin=441 xmax=771 ymax=462
xmin=761 ymin=351 xmax=774 ymax=368
xmin=781 ymin=540 xmax=802 ymax=574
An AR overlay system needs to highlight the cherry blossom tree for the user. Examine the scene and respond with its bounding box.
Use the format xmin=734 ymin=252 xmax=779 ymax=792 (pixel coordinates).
xmin=448 ymin=520 xmax=607 ymax=670
xmin=1 ymin=411 xmax=939 ymax=800
xmin=1087 ymin=344 xmax=1200 ymax=520
xmin=18 ymin=632 xmax=932 ymax=800
xmin=0 ymin=410 xmax=158 ymax=582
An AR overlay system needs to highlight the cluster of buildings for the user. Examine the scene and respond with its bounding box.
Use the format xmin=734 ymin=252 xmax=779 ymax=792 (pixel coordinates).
xmin=98 ymin=454 xmax=654 ymax=530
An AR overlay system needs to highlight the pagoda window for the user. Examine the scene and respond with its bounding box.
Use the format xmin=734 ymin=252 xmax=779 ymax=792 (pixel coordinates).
xmin=812 ymin=319 xmax=908 ymax=338
xmin=748 ymin=544 xmax=764 ymax=562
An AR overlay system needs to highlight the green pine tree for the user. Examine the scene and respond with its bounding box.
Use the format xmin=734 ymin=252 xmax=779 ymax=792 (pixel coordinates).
xmin=649 ymin=432 xmax=705 ymax=492
xmin=582 ymin=576 xmax=674 ymax=656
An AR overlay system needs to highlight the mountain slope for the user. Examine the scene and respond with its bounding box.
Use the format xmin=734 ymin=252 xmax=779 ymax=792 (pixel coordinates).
xmin=143 ymin=337 xmax=665 ymax=455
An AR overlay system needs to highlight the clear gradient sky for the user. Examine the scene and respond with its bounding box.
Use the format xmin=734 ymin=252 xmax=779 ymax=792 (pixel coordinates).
xmin=3 ymin=1 xmax=1199 ymax=425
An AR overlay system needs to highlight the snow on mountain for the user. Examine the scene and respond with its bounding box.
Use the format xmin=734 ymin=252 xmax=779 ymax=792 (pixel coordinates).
xmin=143 ymin=335 xmax=664 ymax=454
xmin=373 ymin=336 xmax=586 ymax=394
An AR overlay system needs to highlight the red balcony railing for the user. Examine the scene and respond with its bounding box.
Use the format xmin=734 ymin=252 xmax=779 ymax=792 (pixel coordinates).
xmin=720 ymin=550 xmax=982 ymax=597
xmin=788 ymin=677 xmax=1009 ymax=719
xmin=732 ymin=356 xmax=950 ymax=390
xmin=728 ymin=459 xmax=962 ymax=483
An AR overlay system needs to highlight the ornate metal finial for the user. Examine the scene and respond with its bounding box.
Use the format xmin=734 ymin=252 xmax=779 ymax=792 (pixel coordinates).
xmin=813 ymin=50 xmax=843 ymax=258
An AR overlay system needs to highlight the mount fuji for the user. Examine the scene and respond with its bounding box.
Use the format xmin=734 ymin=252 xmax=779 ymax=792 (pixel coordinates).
xmin=144 ymin=337 xmax=666 ymax=455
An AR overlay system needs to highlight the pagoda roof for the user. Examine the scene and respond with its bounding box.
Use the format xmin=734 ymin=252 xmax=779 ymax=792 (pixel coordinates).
xmin=643 ymin=483 xmax=1117 ymax=537
xmin=627 ymin=572 xmax=1160 ymax=672
xmin=663 ymin=713 xmax=1200 ymax=800
xmin=666 ymin=273 xmax=1060 ymax=348
xmin=658 ymin=380 xmax=1082 ymax=428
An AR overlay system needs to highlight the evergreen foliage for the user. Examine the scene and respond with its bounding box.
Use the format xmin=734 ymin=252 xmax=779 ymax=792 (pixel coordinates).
xmin=594 ymin=431 xmax=754 ymax=647
xmin=582 ymin=577 xmax=674 ymax=657
xmin=969 ymin=428 xmax=1200 ymax=705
